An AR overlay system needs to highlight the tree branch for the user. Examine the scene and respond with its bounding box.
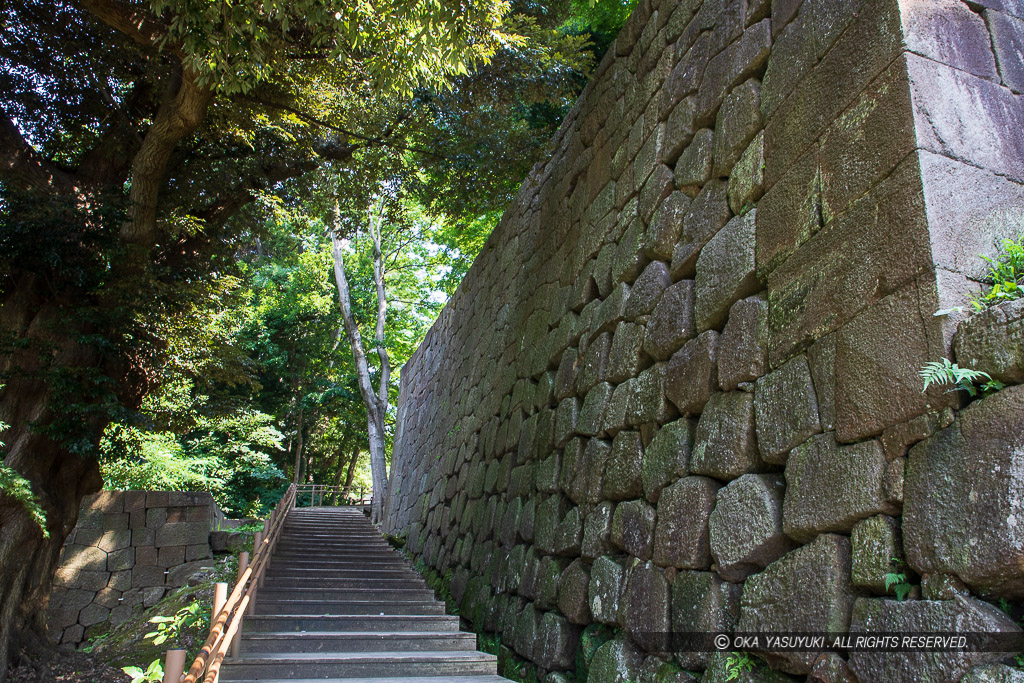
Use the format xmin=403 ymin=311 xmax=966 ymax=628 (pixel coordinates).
xmin=0 ymin=115 xmax=80 ymax=194
xmin=75 ymin=0 xmax=170 ymax=51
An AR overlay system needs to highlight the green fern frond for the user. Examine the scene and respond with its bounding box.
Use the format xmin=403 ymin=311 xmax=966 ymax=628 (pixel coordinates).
xmin=919 ymin=358 xmax=995 ymax=395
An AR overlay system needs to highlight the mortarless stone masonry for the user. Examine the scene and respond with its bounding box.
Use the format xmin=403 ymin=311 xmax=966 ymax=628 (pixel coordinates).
xmin=384 ymin=0 xmax=1024 ymax=679
xmin=48 ymin=491 xmax=228 ymax=648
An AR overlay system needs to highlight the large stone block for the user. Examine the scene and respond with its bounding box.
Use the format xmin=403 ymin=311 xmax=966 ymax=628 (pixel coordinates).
xmin=955 ymin=299 xmax=1024 ymax=385
xmin=987 ymin=9 xmax=1024 ymax=93
xmin=755 ymin=145 xmax=821 ymax=279
xmin=653 ymin=476 xmax=718 ymax=569
xmin=695 ymin=211 xmax=759 ymax=333
xmin=737 ymin=534 xmax=856 ymax=674
xmin=644 ymin=280 xmax=696 ymax=360
xmin=712 ymin=79 xmax=762 ymax=177
xmin=603 ymin=431 xmax=645 ymax=500
xmin=848 ymin=596 xmax=1021 ymax=683
xmin=621 ymin=562 xmax=670 ymax=653
xmin=671 ymin=180 xmax=733 ymax=279
xmin=671 ymin=571 xmax=741 ymax=669
xmin=850 ymin=514 xmax=903 ymax=595
xmin=582 ymin=501 xmax=615 ymax=561
xmin=708 ymin=474 xmax=794 ymax=581
xmin=753 ymin=355 xmax=821 ymax=463
xmin=611 ymin=499 xmax=657 ymax=560
xmin=579 ymin=382 xmax=614 ymax=437
xmin=537 ymin=611 xmax=580 ymax=671
xmin=728 ymin=131 xmax=765 ymax=215
xmin=644 ymin=192 xmax=691 ymax=261
xmin=626 ymin=363 xmax=676 ymax=426
xmin=691 ymin=391 xmax=762 ymax=481
xmin=627 ymin=262 xmax=672 ymax=320
xmin=673 ymin=128 xmax=714 ymax=190
xmin=718 ymin=295 xmax=768 ymax=390
xmin=908 ymin=51 xmax=1024 ymax=183
xmin=589 ymin=639 xmax=644 ymax=682
xmin=783 ymin=434 xmax=896 ymax=542
xmin=903 ymin=385 xmax=1024 ymax=597
xmin=589 ymin=555 xmax=626 ymax=625
xmin=641 ymin=418 xmax=695 ymax=503
xmin=665 ymin=331 xmax=718 ymax=416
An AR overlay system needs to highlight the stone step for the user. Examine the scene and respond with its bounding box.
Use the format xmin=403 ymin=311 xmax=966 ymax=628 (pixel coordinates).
xmin=217 ymin=678 xmax=507 ymax=683
xmin=243 ymin=615 xmax=461 ymax=633
xmin=219 ymin=651 xmax=498 ymax=679
xmin=262 ymin=578 xmax=427 ymax=590
xmin=268 ymin=560 xmax=413 ymax=572
xmin=254 ymin=600 xmax=445 ymax=616
xmin=239 ymin=631 xmax=478 ymax=653
xmin=268 ymin=557 xmax=408 ymax=569
xmin=256 ymin=588 xmax=436 ymax=601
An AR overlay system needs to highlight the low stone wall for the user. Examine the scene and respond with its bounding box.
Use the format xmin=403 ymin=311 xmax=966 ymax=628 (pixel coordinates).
xmin=48 ymin=491 xmax=224 ymax=647
xmin=384 ymin=0 xmax=1024 ymax=680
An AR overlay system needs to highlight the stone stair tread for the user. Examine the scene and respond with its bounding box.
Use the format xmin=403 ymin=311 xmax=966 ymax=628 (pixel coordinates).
xmin=229 ymin=651 xmax=496 ymax=663
xmin=221 ymin=677 xmax=508 ymax=682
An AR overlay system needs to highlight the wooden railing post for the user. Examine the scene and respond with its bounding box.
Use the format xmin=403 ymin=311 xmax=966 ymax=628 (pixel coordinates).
xmin=232 ymin=552 xmax=248 ymax=658
xmin=163 ymin=649 xmax=185 ymax=683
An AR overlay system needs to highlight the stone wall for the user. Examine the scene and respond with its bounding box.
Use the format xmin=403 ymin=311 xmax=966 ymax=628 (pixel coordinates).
xmin=48 ymin=491 xmax=224 ymax=648
xmin=385 ymin=0 xmax=1024 ymax=680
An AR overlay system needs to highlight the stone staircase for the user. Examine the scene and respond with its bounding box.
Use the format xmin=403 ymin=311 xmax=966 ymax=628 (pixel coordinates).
xmin=220 ymin=507 xmax=507 ymax=682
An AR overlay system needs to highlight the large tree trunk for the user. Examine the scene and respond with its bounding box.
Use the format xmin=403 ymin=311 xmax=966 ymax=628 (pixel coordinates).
xmin=329 ymin=203 xmax=390 ymax=525
xmin=0 ymin=275 xmax=133 ymax=681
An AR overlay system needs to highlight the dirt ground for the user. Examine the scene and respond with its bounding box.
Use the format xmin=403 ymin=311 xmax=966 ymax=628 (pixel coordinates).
xmin=7 ymin=647 xmax=130 ymax=683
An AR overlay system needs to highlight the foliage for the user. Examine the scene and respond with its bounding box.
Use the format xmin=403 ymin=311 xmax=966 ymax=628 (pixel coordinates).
xmin=144 ymin=600 xmax=209 ymax=646
xmin=122 ymin=659 xmax=163 ymax=683
xmin=0 ymin=415 xmax=48 ymax=538
xmin=919 ymin=358 xmax=1005 ymax=397
xmin=971 ymin=234 xmax=1024 ymax=311
xmin=725 ymin=652 xmax=757 ymax=681
xmin=884 ymin=558 xmax=914 ymax=601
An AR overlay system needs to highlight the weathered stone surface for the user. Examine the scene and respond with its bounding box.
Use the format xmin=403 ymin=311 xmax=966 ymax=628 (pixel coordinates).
xmin=674 ymin=128 xmax=714 ymax=189
xmin=691 ymin=391 xmax=761 ymax=481
xmin=708 ymin=474 xmax=793 ymax=582
xmin=554 ymin=397 xmax=581 ymax=449
xmin=579 ymin=382 xmax=614 ymax=437
xmin=702 ymin=651 xmax=796 ymax=683
xmin=955 ymin=298 xmax=1024 ymax=384
xmin=577 ymin=332 xmax=611 ymax=395
xmin=728 ymin=131 xmax=764 ymax=215
xmin=536 ymin=494 xmax=572 ymax=554
xmin=987 ymin=9 xmax=1024 ymax=93
xmin=537 ymin=611 xmax=580 ymax=671
xmin=611 ymin=499 xmax=657 ymax=560
xmin=753 ymin=355 xmax=821 ymax=464
xmin=848 ymin=596 xmax=1021 ymax=683
xmin=603 ymin=431 xmax=645 ymax=500
xmin=589 ymin=639 xmax=644 ymax=682
xmin=653 ymin=476 xmax=718 ymax=569
xmin=850 ymin=514 xmax=904 ymax=595
xmin=641 ymin=418 xmax=695 ymax=503
xmin=921 ymin=572 xmax=970 ymax=601
xmin=755 ymin=146 xmax=821 ymax=279
xmin=627 ymin=262 xmax=672 ymax=320
xmin=671 ymin=571 xmax=741 ymax=669
xmin=644 ymin=192 xmax=691 ymax=261
xmin=737 ymin=534 xmax=856 ymax=674
xmin=665 ymin=331 xmax=718 ymax=415
xmin=695 ymin=211 xmax=759 ymax=333
xmin=589 ymin=555 xmax=626 ymax=625
xmin=783 ymin=434 xmax=895 ymax=542
xmin=712 ymin=79 xmax=762 ymax=177
xmin=582 ymin=502 xmax=615 ymax=561
xmin=718 ymin=295 xmax=768 ymax=390
xmin=908 ymin=52 xmax=1024 ymax=183
xmin=834 ymin=281 xmax=958 ymax=443
xmin=644 ymin=280 xmax=697 ymax=360
xmin=621 ymin=562 xmax=670 ymax=653
xmin=962 ymin=664 xmax=1024 ymax=683
xmin=626 ymin=363 xmax=676 ymax=426
xmin=904 ymin=385 xmax=1024 ymax=597
xmin=672 ymin=180 xmax=732 ymax=279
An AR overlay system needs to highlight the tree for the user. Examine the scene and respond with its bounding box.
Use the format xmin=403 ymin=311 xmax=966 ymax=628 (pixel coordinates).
xmin=0 ymin=0 xmax=520 ymax=673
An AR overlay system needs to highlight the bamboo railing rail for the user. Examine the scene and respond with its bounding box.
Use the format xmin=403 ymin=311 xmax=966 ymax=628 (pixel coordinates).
xmin=171 ymin=483 xmax=297 ymax=683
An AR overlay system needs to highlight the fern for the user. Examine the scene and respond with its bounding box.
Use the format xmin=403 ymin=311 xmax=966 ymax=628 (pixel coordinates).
xmin=725 ymin=652 xmax=756 ymax=681
xmin=919 ymin=358 xmax=1005 ymax=397
xmin=971 ymin=234 xmax=1024 ymax=311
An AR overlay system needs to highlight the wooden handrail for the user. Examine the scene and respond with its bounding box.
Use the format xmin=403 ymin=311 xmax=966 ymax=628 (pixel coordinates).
xmin=179 ymin=483 xmax=297 ymax=683
xmin=294 ymin=483 xmax=371 ymax=507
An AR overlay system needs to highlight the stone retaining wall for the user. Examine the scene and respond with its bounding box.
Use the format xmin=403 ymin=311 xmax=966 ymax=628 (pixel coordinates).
xmin=48 ymin=491 xmax=224 ymax=648
xmin=385 ymin=0 xmax=1024 ymax=680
